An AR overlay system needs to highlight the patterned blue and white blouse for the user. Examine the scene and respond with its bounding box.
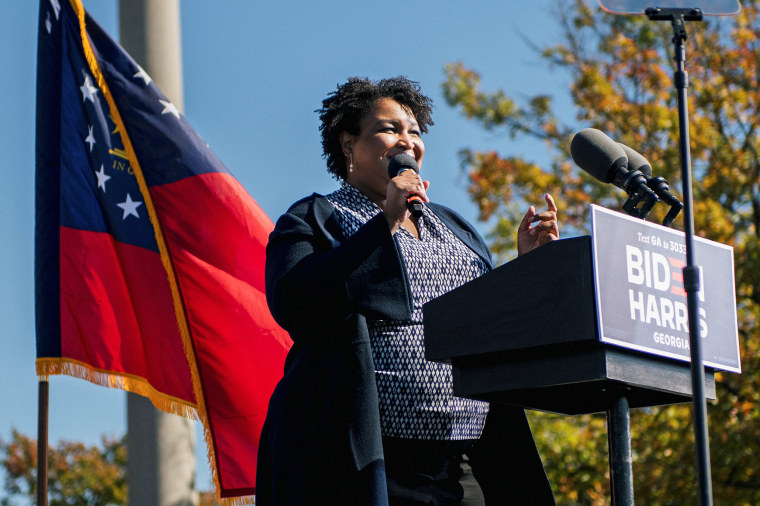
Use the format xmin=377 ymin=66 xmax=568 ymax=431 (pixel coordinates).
xmin=326 ymin=183 xmax=490 ymax=440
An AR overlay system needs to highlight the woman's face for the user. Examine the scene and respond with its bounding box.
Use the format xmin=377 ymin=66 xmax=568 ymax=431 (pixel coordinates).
xmin=341 ymin=98 xmax=425 ymax=204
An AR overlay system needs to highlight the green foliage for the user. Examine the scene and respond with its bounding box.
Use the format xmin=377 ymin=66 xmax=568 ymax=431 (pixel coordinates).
xmin=0 ymin=429 xmax=126 ymax=506
xmin=444 ymin=0 xmax=760 ymax=503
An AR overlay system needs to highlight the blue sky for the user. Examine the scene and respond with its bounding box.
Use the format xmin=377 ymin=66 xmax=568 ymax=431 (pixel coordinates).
xmin=1 ymin=0 xmax=573 ymax=493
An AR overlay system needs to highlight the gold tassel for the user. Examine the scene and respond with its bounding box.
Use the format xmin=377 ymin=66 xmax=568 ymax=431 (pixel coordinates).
xmin=36 ymin=358 xmax=198 ymax=419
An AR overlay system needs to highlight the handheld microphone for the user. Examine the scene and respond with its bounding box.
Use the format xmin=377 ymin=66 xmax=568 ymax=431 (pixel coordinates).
xmin=388 ymin=153 xmax=424 ymax=218
xmin=570 ymin=128 xmax=658 ymax=201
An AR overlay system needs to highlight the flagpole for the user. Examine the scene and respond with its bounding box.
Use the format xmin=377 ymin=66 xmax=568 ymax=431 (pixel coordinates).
xmin=37 ymin=376 xmax=49 ymax=506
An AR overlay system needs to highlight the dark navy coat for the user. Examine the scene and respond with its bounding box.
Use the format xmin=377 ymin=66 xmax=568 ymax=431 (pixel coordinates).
xmin=255 ymin=193 xmax=554 ymax=505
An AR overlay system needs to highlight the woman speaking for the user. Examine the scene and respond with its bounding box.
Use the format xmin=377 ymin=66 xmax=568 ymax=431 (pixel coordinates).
xmin=256 ymin=76 xmax=558 ymax=505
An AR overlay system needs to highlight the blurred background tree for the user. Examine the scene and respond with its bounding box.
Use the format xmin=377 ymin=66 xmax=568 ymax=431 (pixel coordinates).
xmin=0 ymin=430 xmax=225 ymax=505
xmin=0 ymin=430 xmax=126 ymax=506
xmin=442 ymin=0 xmax=760 ymax=504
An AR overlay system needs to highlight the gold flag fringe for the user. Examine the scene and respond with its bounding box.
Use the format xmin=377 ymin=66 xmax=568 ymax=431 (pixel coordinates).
xmin=36 ymin=357 xmax=198 ymax=420
xmin=219 ymin=494 xmax=256 ymax=506
xmin=68 ymin=0 xmax=242 ymax=502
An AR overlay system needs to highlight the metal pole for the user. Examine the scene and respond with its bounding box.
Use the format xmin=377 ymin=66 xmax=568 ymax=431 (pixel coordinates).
xmin=645 ymin=9 xmax=714 ymax=504
xmin=37 ymin=376 xmax=49 ymax=506
xmin=672 ymin=23 xmax=714 ymax=506
xmin=607 ymin=393 xmax=633 ymax=506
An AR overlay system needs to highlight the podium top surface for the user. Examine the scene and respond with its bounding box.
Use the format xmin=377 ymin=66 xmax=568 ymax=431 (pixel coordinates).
xmin=424 ymin=236 xmax=597 ymax=363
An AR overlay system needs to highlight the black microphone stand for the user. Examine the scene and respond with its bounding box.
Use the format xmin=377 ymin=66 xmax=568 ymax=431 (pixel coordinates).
xmin=645 ymin=7 xmax=713 ymax=506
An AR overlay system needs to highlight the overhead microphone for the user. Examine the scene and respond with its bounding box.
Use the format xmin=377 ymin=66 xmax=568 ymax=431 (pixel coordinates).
xmin=388 ymin=153 xmax=424 ymax=218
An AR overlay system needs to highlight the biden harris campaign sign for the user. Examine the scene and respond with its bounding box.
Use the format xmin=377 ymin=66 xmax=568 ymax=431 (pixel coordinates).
xmin=591 ymin=205 xmax=740 ymax=373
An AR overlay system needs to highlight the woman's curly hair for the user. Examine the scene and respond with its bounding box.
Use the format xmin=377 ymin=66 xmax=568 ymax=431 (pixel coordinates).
xmin=317 ymin=76 xmax=434 ymax=180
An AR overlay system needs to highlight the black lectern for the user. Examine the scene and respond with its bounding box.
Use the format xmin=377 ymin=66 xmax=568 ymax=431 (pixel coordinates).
xmin=424 ymin=236 xmax=716 ymax=412
xmin=423 ymin=235 xmax=717 ymax=504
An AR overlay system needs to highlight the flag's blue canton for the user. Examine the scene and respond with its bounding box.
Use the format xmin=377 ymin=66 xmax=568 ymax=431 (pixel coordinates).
xmin=55 ymin=6 xmax=157 ymax=252
xmin=51 ymin=5 xmax=236 ymax=254
xmin=83 ymin=12 xmax=231 ymax=188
